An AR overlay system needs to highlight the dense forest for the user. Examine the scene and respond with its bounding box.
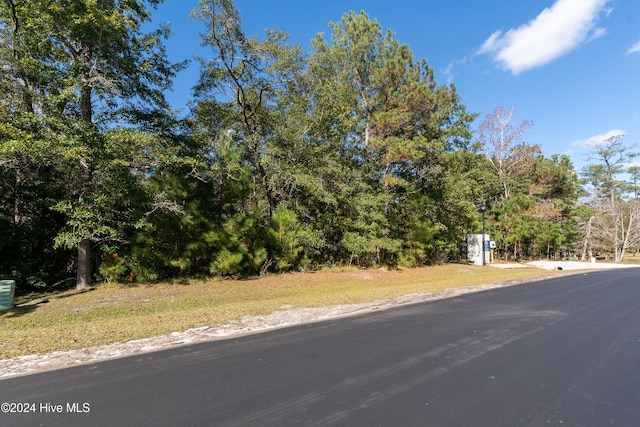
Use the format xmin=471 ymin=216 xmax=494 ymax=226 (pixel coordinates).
xmin=1 ymin=0 xmax=639 ymax=292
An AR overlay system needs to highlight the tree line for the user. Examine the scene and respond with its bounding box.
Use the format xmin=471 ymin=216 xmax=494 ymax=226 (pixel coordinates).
xmin=1 ymin=0 xmax=637 ymax=292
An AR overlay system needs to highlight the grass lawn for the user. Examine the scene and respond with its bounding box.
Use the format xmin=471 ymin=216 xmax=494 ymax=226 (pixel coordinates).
xmin=0 ymin=264 xmax=563 ymax=359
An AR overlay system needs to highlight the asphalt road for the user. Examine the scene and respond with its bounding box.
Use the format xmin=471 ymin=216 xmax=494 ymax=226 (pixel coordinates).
xmin=2 ymin=269 xmax=640 ymax=426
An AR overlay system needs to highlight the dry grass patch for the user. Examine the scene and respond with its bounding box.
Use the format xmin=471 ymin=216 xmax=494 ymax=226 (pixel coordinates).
xmin=0 ymin=264 xmax=558 ymax=358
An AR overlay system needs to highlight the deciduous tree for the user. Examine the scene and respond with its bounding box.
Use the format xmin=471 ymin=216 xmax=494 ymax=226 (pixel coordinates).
xmin=478 ymin=106 xmax=534 ymax=200
xmin=581 ymin=134 xmax=638 ymax=261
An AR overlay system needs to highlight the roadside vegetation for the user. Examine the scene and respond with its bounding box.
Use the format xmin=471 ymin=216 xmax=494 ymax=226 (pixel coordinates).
xmin=0 ymin=264 xmax=564 ymax=358
xmin=2 ymin=1 xmax=640 ymax=297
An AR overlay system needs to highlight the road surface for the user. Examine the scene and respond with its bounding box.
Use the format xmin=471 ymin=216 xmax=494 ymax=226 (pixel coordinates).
xmin=1 ymin=269 xmax=640 ymax=426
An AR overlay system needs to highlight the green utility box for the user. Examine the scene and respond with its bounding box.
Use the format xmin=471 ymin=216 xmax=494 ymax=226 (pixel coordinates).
xmin=0 ymin=280 xmax=15 ymax=311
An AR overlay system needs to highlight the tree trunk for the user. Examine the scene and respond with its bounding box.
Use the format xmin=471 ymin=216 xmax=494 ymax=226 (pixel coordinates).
xmin=13 ymin=168 xmax=22 ymax=225
xmin=77 ymin=79 xmax=93 ymax=289
xmin=611 ymin=186 xmax=621 ymax=262
xmin=580 ymin=216 xmax=593 ymax=261
xmin=618 ymin=205 xmax=635 ymax=262
xmin=76 ymin=157 xmax=93 ymax=289
xmin=76 ymin=238 xmax=92 ymax=290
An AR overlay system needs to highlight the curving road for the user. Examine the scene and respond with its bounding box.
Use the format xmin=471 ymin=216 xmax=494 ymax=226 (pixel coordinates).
xmin=2 ymin=269 xmax=640 ymax=426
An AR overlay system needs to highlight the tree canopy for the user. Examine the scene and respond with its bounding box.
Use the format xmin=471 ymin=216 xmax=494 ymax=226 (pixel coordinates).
xmin=0 ymin=0 xmax=626 ymax=292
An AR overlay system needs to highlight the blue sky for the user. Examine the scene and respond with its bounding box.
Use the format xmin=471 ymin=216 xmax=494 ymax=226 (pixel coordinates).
xmin=148 ymin=0 xmax=640 ymax=172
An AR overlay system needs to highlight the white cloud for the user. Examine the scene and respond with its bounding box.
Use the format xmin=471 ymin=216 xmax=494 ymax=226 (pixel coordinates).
xmin=627 ymin=160 xmax=640 ymax=169
xmin=627 ymin=40 xmax=640 ymax=55
xmin=588 ymin=27 xmax=608 ymax=42
xmin=570 ymin=129 xmax=626 ymax=148
xmin=478 ymin=0 xmax=611 ymax=74
xmin=442 ymin=56 xmax=469 ymax=84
